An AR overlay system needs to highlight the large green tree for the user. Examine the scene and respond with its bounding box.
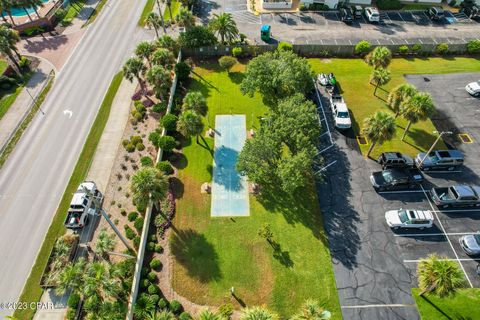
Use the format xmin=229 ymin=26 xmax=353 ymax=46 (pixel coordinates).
xmin=146 ymin=12 xmax=164 ymax=38
xmin=131 ymin=166 xmax=169 ymax=211
xmin=277 ymin=151 xmax=313 ymax=193
xmin=176 ymin=110 xmax=204 ymax=143
xmin=209 ymin=12 xmax=238 ymax=44
xmin=182 ymin=91 xmax=207 ymax=114
xmin=135 ymin=41 xmax=155 ymax=67
xmin=387 ymin=83 xmax=418 ymax=118
xmin=146 ymin=65 xmax=172 ymax=100
xmin=240 ymin=50 xmax=315 ymax=108
xmin=362 ymin=111 xmax=396 ymax=158
xmin=123 ymin=57 xmax=147 ymax=92
xmin=365 ymin=46 xmax=392 ymax=69
xmin=178 ymin=25 xmax=217 ymax=48
xmin=151 ymin=48 xmax=175 ymax=68
xmin=400 ymin=92 xmax=435 ymax=141
xmin=418 ymin=254 xmax=465 ymax=297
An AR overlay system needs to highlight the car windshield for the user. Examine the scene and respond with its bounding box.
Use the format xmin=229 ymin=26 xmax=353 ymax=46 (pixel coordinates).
xmin=398 ymin=210 xmax=409 ymax=223
xmin=382 ymin=171 xmax=394 ymax=183
xmin=474 ymin=234 xmax=480 ymax=244
xmin=337 ymin=111 xmax=349 ymax=118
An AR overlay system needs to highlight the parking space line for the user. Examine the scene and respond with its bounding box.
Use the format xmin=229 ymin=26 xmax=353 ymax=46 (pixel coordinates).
xmin=434 ymin=209 xmax=480 ymax=213
xmin=342 ymin=304 xmax=416 ymax=309
xmin=425 ymin=170 xmax=462 ymax=173
xmin=405 ymin=258 xmax=480 ymax=263
xmin=398 ymin=12 xmax=406 ymax=22
xmin=378 ymin=190 xmax=424 ymax=194
xmin=420 ymin=185 xmax=474 ymax=288
xmin=394 ymin=232 xmax=477 ymax=237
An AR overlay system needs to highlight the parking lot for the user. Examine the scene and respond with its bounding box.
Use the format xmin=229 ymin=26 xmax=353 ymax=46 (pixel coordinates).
xmin=315 ymin=73 xmax=480 ymax=319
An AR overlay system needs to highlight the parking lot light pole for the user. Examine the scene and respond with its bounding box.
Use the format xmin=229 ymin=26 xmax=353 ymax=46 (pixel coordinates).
xmin=419 ymin=130 xmax=453 ymax=166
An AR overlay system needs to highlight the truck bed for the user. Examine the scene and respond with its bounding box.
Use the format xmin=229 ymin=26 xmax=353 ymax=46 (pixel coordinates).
xmin=434 ymin=187 xmax=454 ymax=200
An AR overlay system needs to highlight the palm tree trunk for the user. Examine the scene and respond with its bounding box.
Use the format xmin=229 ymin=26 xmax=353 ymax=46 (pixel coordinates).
xmin=23 ymin=8 xmax=34 ymax=22
xmin=7 ymin=11 xmax=16 ymax=26
xmin=419 ymin=283 xmax=437 ymax=296
xmin=12 ymin=48 xmax=22 ymax=61
xmin=1 ymin=14 xmax=7 ymax=23
xmin=366 ymin=141 xmax=376 ymax=158
xmin=374 ymin=81 xmax=379 ymax=96
xmin=401 ymin=121 xmax=412 ymax=141
xmin=156 ymin=0 xmax=167 ymax=34
xmin=394 ymin=111 xmax=399 ymax=118
xmin=168 ymin=4 xmax=172 ymax=22
xmin=196 ymin=134 xmax=199 ymax=144
xmin=153 ymin=26 xmax=159 ymax=39
xmin=34 ymin=7 xmax=41 ymax=19
xmin=7 ymin=53 xmax=21 ymax=76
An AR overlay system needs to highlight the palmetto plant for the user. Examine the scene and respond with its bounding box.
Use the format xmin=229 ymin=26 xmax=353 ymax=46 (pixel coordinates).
xmin=147 ymin=310 xmax=176 ymax=320
xmin=182 ymin=91 xmax=206 ymax=114
xmin=123 ymin=57 xmax=147 ymax=92
xmin=130 ymin=166 xmax=169 ymax=211
xmin=176 ymin=110 xmax=204 ymax=143
xmin=197 ymin=309 xmax=222 ymax=320
xmin=362 ymin=111 xmax=396 ymax=158
xmin=83 ymin=261 xmax=121 ymax=299
xmin=146 ymin=12 xmax=164 ymax=38
xmin=292 ymin=299 xmax=331 ymax=320
xmin=0 ymin=0 xmax=17 ymax=25
xmin=176 ymin=7 xmax=195 ymax=30
xmin=146 ymin=64 xmax=172 ymax=100
xmin=365 ymin=46 xmax=392 ymax=69
xmin=135 ymin=41 xmax=156 ymax=67
xmin=400 ymin=91 xmax=435 ymax=141
xmin=134 ymin=295 xmax=157 ymax=319
xmin=209 ymin=13 xmax=238 ymax=44
xmin=94 ymin=228 xmax=116 ymax=259
xmin=25 ymin=0 xmax=44 ymax=18
xmin=417 ymin=254 xmax=465 ymax=297
xmin=370 ymin=67 xmax=391 ymax=96
xmin=241 ymin=307 xmax=278 ymax=320
xmin=55 ymin=258 xmax=86 ymax=296
xmin=387 ymin=83 xmax=418 ymax=118
xmin=151 ymin=48 xmax=175 ymax=68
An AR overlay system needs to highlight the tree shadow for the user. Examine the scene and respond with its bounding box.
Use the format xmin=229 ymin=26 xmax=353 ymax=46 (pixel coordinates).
xmin=170 ymin=152 xmax=188 ymax=170
xmin=420 ymin=295 xmax=453 ymax=320
xmin=270 ymin=241 xmax=294 ymax=268
xmin=169 ymin=176 xmax=184 ymax=199
xmin=404 ymin=127 xmax=443 ymax=151
xmin=212 ymin=145 xmax=243 ymax=192
xmin=171 ymin=229 xmax=221 ymax=283
xmin=228 ymin=72 xmax=244 ymax=84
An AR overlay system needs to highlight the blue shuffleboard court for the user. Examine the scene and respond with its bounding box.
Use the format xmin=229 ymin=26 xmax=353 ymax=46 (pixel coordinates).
xmin=211 ymin=115 xmax=250 ymax=217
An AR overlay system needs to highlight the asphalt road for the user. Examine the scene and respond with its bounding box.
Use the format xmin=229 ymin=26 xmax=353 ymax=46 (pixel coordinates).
xmin=0 ymin=0 xmax=148 ymax=317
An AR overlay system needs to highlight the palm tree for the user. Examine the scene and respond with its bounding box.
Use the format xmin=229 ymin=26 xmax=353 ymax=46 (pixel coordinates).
xmin=417 ymin=254 xmax=465 ymax=297
xmin=94 ymin=228 xmax=116 ymax=259
xmin=365 ymin=46 xmax=392 ymax=69
xmin=209 ymin=13 xmax=238 ymax=44
xmin=134 ymin=295 xmax=157 ymax=319
xmin=155 ymin=34 xmax=178 ymax=54
xmin=182 ymin=91 xmax=206 ymax=114
xmin=83 ymin=261 xmax=121 ymax=299
xmin=17 ymin=0 xmax=34 ymax=22
xmin=370 ymin=67 xmax=391 ymax=96
xmin=135 ymin=41 xmax=155 ymax=67
xmin=387 ymin=83 xmax=418 ymax=118
xmin=362 ymin=111 xmax=396 ymax=158
xmin=146 ymin=12 xmax=164 ymax=38
xmin=400 ymin=92 xmax=435 ymax=141
xmin=123 ymin=57 xmax=147 ymax=92
xmin=130 ymin=166 xmax=169 ymax=210
xmin=176 ymin=7 xmax=195 ymax=30
xmin=0 ymin=25 xmax=21 ymax=60
xmin=292 ymin=300 xmax=331 ymax=320
xmin=98 ymin=301 xmax=127 ymax=320
xmin=1 ymin=0 xmax=17 ymax=25
xmin=151 ymin=48 xmax=175 ymax=68
xmin=197 ymin=309 xmax=222 ymax=320
xmin=155 ymin=0 xmax=167 ymax=33
xmin=54 ymin=258 xmax=86 ymax=296
xmin=147 ymin=310 xmax=176 ymax=320
xmin=0 ymin=37 xmax=20 ymax=75
xmin=146 ymin=65 xmax=172 ymax=100
xmin=241 ymin=307 xmax=278 ymax=320
xmin=177 ymin=110 xmax=204 ymax=143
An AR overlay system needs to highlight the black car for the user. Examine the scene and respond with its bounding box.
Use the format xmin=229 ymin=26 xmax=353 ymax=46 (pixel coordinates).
xmin=350 ymin=5 xmax=363 ymax=19
xmin=370 ymin=168 xmax=424 ymax=191
xmin=425 ymin=7 xmax=445 ymax=21
xmin=377 ymin=152 xmax=414 ymax=169
xmin=339 ymin=7 xmax=354 ymax=23
xmin=462 ymin=5 xmax=480 ymax=20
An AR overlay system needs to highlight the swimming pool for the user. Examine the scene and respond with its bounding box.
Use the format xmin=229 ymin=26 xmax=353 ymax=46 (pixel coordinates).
xmin=2 ymin=0 xmax=50 ymax=18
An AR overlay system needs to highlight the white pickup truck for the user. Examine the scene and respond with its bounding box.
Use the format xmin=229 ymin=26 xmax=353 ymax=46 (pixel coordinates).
xmin=330 ymin=94 xmax=352 ymax=130
xmin=64 ymin=181 xmax=103 ymax=229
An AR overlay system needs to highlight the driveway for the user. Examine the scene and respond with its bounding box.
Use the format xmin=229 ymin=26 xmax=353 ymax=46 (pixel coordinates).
xmin=314 ymin=73 xmax=480 ymax=319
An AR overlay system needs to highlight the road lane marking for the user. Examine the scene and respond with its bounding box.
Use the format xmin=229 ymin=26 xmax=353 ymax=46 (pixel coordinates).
xmin=342 ymin=304 xmax=416 ymax=309
xmin=394 ymin=232 xmax=477 ymax=237
xmin=63 ymin=109 xmax=73 ymax=118
xmin=378 ymin=190 xmax=424 ymax=194
xmin=404 ymin=258 xmax=480 ymax=263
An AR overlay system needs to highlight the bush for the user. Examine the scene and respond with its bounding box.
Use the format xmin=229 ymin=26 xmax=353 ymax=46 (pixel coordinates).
xmin=125 ymin=143 xmax=135 ymax=152
xmin=153 ymin=102 xmax=168 ymax=113
xmin=161 ymin=114 xmax=178 ymax=131
xmin=136 ymin=142 xmax=145 ymax=151
xmin=150 ymin=258 xmax=162 ymax=270
xmin=277 ymin=41 xmax=293 ymax=51
xmin=232 ymin=47 xmax=243 ymax=58
xmin=219 ymin=303 xmax=234 ymax=319
xmin=376 ymin=0 xmax=402 ymax=10
xmin=398 ymin=45 xmax=409 ymax=55
xmin=121 ymin=209 xmax=127 ymax=216
xmin=141 ymin=266 xmax=149 ymax=277
xmin=148 ymin=271 xmax=157 ymax=282
xmin=66 ymin=308 xmax=76 ymax=320
xmin=154 ymin=214 xmax=166 ymax=228
xmin=355 ymin=40 xmax=371 ymax=56
xmin=155 ymin=244 xmax=164 ymax=253
xmin=158 ymin=135 xmax=177 ymax=152
xmin=141 ymin=156 xmax=154 ymax=167
xmin=170 ymin=300 xmax=183 ymax=314
xmin=179 ymin=312 xmax=192 ymax=320
xmin=156 ymin=161 xmax=174 ymax=175
xmin=133 ymin=235 xmax=141 ymax=248
xmin=0 ymin=76 xmax=17 ymax=90
xmin=147 ymin=241 xmax=155 ymax=251
xmin=149 ymin=234 xmax=157 ymax=242
xmin=178 ymin=26 xmax=217 ymax=48
xmin=135 ymin=101 xmax=146 ymax=114
xmin=128 ymin=211 xmax=138 ymax=222
xmin=467 ymin=39 xmax=480 ymax=54
xmin=175 ymin=61 xmax=192 ymax=81
xmin=158 ymin=298 xmax=169 ymax=310
xmin=218 ymin=56 xmax=237 ymax=72
xmin=67 ymin=293 xmax=80 ymax=309
xmin=124 ymin=225 xmax=136 ymax=240
xmin=19 ymin=57 xmax=30 ymax=69
xmin=141 ymin=278 xmax=151 ymax=289
xmin=149 ymin=294 xmax=160 ymax=304
xmin=148 ymin=284 xmax=159 ymax=294
xmin=131 ymin=136 xmax=143 ymax=145
xmin=134 ymin=216 xmax=145 ymax=231
xmin=435 ymin=43 xmax=449 ymax=55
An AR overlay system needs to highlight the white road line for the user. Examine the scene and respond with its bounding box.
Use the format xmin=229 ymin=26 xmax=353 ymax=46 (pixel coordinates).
xmin=405 ymin=258 xmax=480 ymax=263
xmin=434 ymin=209 xmax=480 ymax=213
xmin=420 ymin=185 xmax=473 ymax=288
xmin=424 ymin=170 xmax=462 ymax=173
xmin=394 ymin=232 xmax=477 ymax=237
xmin=342 ymin=304 xmax=416 ymax=309
xmin=378 ymin=190 xmax=424 ymax=194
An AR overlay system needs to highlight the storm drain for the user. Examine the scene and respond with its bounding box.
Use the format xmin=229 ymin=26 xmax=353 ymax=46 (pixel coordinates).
xmin=357 ymin=136 xmax=368 ymax=145
xmin=458 ymin=133 xmax=473 ymax=144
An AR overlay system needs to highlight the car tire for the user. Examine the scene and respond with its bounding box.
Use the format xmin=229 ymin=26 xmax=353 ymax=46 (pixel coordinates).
xmin=475 ymin=92 xmax=480 ymax=97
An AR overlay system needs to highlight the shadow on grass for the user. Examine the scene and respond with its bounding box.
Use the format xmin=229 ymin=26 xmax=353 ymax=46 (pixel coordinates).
xmin=170 ymin=176 xmax=184 ymax=199
xmin=271 ymin=241 xmax=294 ymax=268
xmin=228 ymin=72 xmax=244 ymax=85
xmin=421 ymin=295 xmax=454 ymax=320
xmin=171 ymin=229 xmax=222 ymax=283
xmin=170 ymin=152 xmax=188 ymax=170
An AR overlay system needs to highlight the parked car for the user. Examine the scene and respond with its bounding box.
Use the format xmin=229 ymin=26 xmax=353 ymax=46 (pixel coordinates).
xmin=385 ymin=209 xmax=434 ymax=230
xmin=425 ymin=7 xmax=445 ymax=21
xmin=415 ymin=150 xmax=464 ymax=171
xmin=330 ymin=94 xmax=352 ymax=130
xmin=339 ymin=7 xmax=354 ymax=23
xmin=460 ymin=233 xmax=480 ymax=255
xmin=465 ymin=80 xmax=480 ymax=97
xmin=350 ymin=5 xmax=363 ymax=19
xmin=370 ymin=168 xmax=424 ymax=191
xmin=377 ymin=152 xmax=414 ymax=169
xmin=364 ymin=7 xmax=380 ymax=23
xmin=430 ymin=185 xmax=480 ymax=208
xmin=462 ymin=5 xmax=480 ymax=20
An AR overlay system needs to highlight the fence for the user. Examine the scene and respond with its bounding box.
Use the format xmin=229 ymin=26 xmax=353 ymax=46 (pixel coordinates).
xmin=262 ymin=0 xmax=293 ymax=9
xmin=125 ymin=50 xmax=183 ymax=320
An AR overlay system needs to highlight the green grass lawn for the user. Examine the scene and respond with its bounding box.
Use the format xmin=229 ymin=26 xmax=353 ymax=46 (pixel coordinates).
xmin=13 ymin=71 xmax=124 ymax=320
xmin=163 ymin=0 xmax=181 ymax=22
xmin=412 ymin=288 xmax=480 ymax=320
xmin=309 ymin=57 xmax=480 ymax=159
xmin=0 ymin=68 xmax=33 ymax=121
xmin=171 ymin=62 xmax=341 ymax=318
xmin=138 ymin=0 xmax=156 ymax=27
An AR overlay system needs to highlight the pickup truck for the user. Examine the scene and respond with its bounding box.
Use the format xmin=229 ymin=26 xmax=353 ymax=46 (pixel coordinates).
xmin=370 ymin=168 xmax=424 ymax=191
xmin=64 ymin=181 xmax=103 ymax=229
xmin=430 ymin=185 xmax=480 ymax=209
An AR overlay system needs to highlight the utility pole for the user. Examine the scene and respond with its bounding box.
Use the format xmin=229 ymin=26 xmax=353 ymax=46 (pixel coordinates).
xmin=418 ymin=131 xmax=453 ymax=167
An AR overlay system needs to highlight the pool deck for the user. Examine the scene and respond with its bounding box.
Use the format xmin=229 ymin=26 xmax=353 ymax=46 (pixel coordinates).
xmin=3 ymin=0 xmax=58 ymax=26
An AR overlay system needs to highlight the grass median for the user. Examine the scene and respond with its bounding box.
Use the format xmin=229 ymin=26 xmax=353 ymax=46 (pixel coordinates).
xmin=138 ymin=0 xmax=156 ymax=27
xmin=13 ymin=71 xmax=124 ymax=320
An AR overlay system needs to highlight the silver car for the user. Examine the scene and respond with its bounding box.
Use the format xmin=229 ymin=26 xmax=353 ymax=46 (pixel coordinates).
xmin=460 ymin=233 xmax=480 ymax=255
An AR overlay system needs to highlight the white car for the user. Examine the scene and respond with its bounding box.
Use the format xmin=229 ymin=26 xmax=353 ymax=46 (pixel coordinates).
xmin=465 ymin=81 xmax=480 ymax=97
xmin=459 ymin=233 xmax=480 ymax=255
xmin=364 ymin=7 xmax=380 ymax=23
xmin=385 ymin=209 xmax=434 ymax=230
xmin=330 ymin=94 xmax=351 ymax=130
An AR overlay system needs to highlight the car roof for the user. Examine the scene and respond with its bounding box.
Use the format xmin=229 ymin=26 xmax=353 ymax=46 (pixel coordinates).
xmin=435 ymin=150 xmax=463 ymax=159
xmin=471 ymin=186 xmax=480 ymax=197
xmin=407 ymin=210 xmax=433 ymax=220
xmin=382 ymin=152 xmax=403 ymax=160
xmin=453 ymin=185 xmax=477 ymax=197
xmin=335 ymin=102 xmax=348 ymax=112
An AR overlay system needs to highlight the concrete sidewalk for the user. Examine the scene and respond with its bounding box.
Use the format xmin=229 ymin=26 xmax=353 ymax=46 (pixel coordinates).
xmin=0 ymin=59 xmax=54 ymax=155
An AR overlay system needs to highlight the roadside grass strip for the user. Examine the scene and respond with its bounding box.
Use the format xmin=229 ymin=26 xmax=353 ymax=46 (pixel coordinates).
xmin=138 ymin=0 xmax=156 ymax=27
